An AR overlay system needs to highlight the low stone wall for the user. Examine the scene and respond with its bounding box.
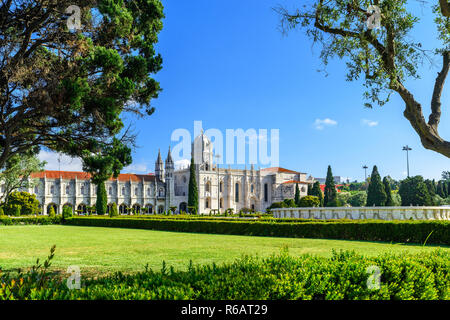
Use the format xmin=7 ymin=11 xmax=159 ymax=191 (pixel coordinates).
xmin=272 ymin=206 xmax=450 ymax=220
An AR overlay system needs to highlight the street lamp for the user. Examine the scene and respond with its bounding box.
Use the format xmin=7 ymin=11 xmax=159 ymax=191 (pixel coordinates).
xmin=362 ymin=165 xmax=368 ymax=182
xmin=402 ymin=145 xmax=412 ymax=177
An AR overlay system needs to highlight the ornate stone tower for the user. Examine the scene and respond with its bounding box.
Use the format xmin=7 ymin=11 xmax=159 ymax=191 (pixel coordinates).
xmin=165 ymin=147 xmax=175 ymax=210
xmin=191 ymin=130 xmax=213 ymax=171
xmin=155 ymin=149 xmax=164 ymax=182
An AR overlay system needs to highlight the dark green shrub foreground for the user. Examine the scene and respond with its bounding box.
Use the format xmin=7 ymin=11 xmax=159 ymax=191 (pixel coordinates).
xmin=66 ymin=217 xmax=450 ymax=245
xmin=0 ymin=216 xmax=62 ymax=225
xmin=1 ymin=248 xmax=448 ymax=300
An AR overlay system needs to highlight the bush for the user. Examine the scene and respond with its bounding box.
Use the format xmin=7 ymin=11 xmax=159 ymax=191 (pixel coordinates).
xmin=348 ymin=191 xmax=367 ymax=207
xmin=48 ymin=206 xmax=56 ymax=218
xmin=5 ymin=191 xmax=40 ymax=215
xmin=1 ymin=248 xmax=448 ymax=300
xmin=283 ymin=199 xmax=296 ymax=208
xmin=65 ymin=217 xmax=450 ymax=245
xmin=109 ymin=203 xmax=119 ymax=217
xmin=62 ymin=206 xmax=73 ymax=220
xmin=336 ymin=192 xmax=351 ymax=207
xmin=0 ymin=215 xmax=62 ymax=225
xmin=298 ymin=196 xmax=320 ymax=207
xmin=4 ymin=203 xmax=21 ymax=216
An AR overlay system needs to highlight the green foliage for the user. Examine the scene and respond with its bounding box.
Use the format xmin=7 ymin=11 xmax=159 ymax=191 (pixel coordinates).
xmin=1 ymin=247 xmax=448 ymax=300
xmin=5 ymin=191 xmax=40 ymax=215
xmin=383 ymin=177 xmax=394 ymax=206
xmin=109 ymin=203 xmax=119 ymax=217
xmin=367 ymin=166 xmax=387 ymax=207
xmin=96 ymin=181 xmax=108 ymax=215
xmin=294 ymin=183 xmax=301 ymax=206
xmin=324 ymin=166 xmax=337 ymax=207
xmin=67 ymin=217 xmax=450 ymax=245
xmin=283 ymin=198 xmax=296 ymax=208
xmin=62 ymin=206 xmax=73 ymax=220
xmin=336 ymin=192 xmax=351 ymax=207
xmin=0 ymin=0 xmax=164 ymax=176
xmin=0 ymin=216 xmax=62 ymax=225
xmin=399 ymin=176 xmax=433 ymax=206
xmin=48 ymin=206 xmax=56 ymax=218
xmin=187 ymin=158 xmax=198 ymax=214
xmin=298 ymin=196 xmax=320 ymax=207
xmin=311 ymin=181 xmax=324 ymax=206
xmin=0 ymin=207 xmax=4 ymax=216
xmin=348 ymin=191 xmax=367 ymax=207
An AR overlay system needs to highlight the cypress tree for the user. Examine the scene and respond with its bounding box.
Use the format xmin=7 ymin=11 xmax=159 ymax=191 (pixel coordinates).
xmin=437 ymin=181 xmax=445 ymax=198
xmin=294 ymin=183 xmax=300 ymax=206
xmin=110 ymin=203 xmax=119 ymax=217
xmin=311 ymin=181 xmax=324 ymax=207
xmin=324 ymin=165 xmax=338 ymax=207
xmin=96 ymin=181 xmax=108 ymax=215
xmin=188 ymin=157 xmax=199 ymax=214
xmin=307 ymin=183 xmax=312 ymax=196
xmin=383 ymin=176 xmax=394 ymax=206
xmin=425 ymin=179 xmax=436 ymax=197
xmin=48 ymin=206 xmax=55 ymax=217
xmin=366 ymin=166 xmax=387 ymax=206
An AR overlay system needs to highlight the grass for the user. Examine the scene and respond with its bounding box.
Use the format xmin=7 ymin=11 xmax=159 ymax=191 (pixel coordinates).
xmin=0 ymin=225 xmax=449 ymax=276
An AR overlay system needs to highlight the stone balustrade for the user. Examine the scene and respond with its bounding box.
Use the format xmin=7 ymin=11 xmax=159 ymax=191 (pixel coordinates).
xmin=271 ymin=206 xmax=450 ymax=220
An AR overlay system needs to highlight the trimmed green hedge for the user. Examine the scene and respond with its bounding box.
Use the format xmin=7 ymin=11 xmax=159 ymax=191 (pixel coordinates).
xmin=1 ymin=249 xmax=449 ymax=300
xmin=0 ymin=216 xmax=62 ymax=225
xmin=66 ymin=217 xmax=450 ymax=245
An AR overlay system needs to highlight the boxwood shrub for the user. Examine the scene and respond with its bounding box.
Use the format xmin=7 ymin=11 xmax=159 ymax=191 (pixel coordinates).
xmin=0 ymin=215 xmax=62 ymax=225
xmin=66 ymin=217 xmax=450 ymax=245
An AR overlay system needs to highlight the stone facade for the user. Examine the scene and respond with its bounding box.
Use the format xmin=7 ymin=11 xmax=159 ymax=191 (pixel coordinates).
xmin=10 ymin=133 xmax=313 ymax=215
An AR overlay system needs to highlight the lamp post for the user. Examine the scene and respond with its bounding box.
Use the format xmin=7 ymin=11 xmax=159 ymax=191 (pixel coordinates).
xmin=362 ymin=165 xmax=368 ymax=182
xmin=215 ymin=154 xmax=221 ymax=214
xmin=402 ymin=145 xmax=412 ymax=177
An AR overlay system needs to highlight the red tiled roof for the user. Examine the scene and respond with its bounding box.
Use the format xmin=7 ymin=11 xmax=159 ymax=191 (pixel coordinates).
xmin=320 ymin=184 xmax=343 ymax=192
xmin=261 ymin=167 xmax=299 ymax=174
xmin=282 ymin=180 xmax=310 ymax=184
xmin=30 ymin=170 xmax=155 ymax=182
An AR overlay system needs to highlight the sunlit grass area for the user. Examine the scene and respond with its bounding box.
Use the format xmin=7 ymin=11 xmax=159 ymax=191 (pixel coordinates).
xmin=0 ymin=225 xmax=448 ymax=275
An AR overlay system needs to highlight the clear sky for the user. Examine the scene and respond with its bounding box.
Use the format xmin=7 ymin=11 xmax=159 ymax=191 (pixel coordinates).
xmin=40 ymin=0 xmax=449 ymax=182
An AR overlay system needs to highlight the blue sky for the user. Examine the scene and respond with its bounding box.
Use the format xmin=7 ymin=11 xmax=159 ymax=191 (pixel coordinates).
xmin=41 ymin=0 xmax=449 ymax=182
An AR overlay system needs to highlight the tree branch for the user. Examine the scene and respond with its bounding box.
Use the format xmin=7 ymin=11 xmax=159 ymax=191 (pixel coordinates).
xmin=429 ymin=51 xmax=450 ymax=129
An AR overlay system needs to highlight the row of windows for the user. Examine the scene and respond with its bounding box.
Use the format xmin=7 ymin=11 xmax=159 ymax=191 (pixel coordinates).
xmin=43 ymin=185 xmax=165 ymax=197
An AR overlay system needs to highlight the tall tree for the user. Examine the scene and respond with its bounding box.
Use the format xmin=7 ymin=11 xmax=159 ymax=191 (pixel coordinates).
xmin=399 ymin=176 xmax=433 ymax=206
xmin=276 ymin=1 xmax=450 ymax=158
xmin=383 ymin=176 xmax=394 ymax=206
xmin=0 ymin=152 xmax=46 ymax=203
xmin=311 ymin=181 xmax=324 ymax=206
xmin=96 ymin=181 xmax=107 ymax=215
xmin=366 ymin=166 xmax=387 ymax=206
xmin=0 ymin=0 xmax=164 ymax=175
xmin=425 ymin=179 xmax=437 ymax=197
xmin=437 ymin=180 xmax=446 ymax=198
xmin=294 ymin=183 xmax=301 ymax=206
xmin=187 ymin=157 xmax=198 ymax=214
xmin=324 ymin=165 xmax=337 ymax=207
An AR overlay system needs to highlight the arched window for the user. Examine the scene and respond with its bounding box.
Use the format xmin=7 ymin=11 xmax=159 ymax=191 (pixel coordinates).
xmin=34 ymin=185 xmax=39 ymax=194
xmin=146 ymin=204 xmax=153 ymax=214
xmin=219 ymin=181 xmax=223 ymax=193
xmin=158 ymin=205 xmax=164 ymax=214
xmin=264 ymin=184 xmax=268 ymax=202
xmin=80 ymin=185 xmax=85 ymax=195
xmin=235 ymin=183 xmax=239 ymax=202
xmin=119 ymin=204 xmax=127 ymax=214
xmin=109 ymin=187 xmax=112 ymax=195
xmin=50 ymin=185 xmax=54 ymax=195
xmin=205 ymin=181 xmax=210 ymax=192
xmin=122 ymin=186 xmax=125 ymax=195
xmin=135 ymin=187 xmax=139 ymax=196
xmin=147 ymin=188 xmax=151 ymax=196
xmin=159 ymin=188 xmax=164 ymax=197
xmin=205 ymin=197 xmax=210 ymax=208
xmin=251 ymin=184 xmax=254 ymax=193
xmin=133 ymin=204 xmax=141 ymax=214
xmin=219 ymin=198 xmax=223 ymax=209
xmin=65 ymin=185 xmax=69 ymax=195
xmin=77 ymin=204 xmax=87 ymax=214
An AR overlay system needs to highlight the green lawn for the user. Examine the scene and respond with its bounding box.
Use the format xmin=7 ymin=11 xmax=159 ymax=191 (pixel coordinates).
xmin=0 ymin=225 xmax=448 ymax=275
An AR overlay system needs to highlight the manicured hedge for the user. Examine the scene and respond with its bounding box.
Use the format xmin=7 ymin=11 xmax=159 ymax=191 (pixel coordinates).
xmin=66 ymin=217 xmax=450 ymax=245
xmin=1 ymin=249 xmax=448 ymax=300
xmin=0 ymin=215 xmax=63 ymax=225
